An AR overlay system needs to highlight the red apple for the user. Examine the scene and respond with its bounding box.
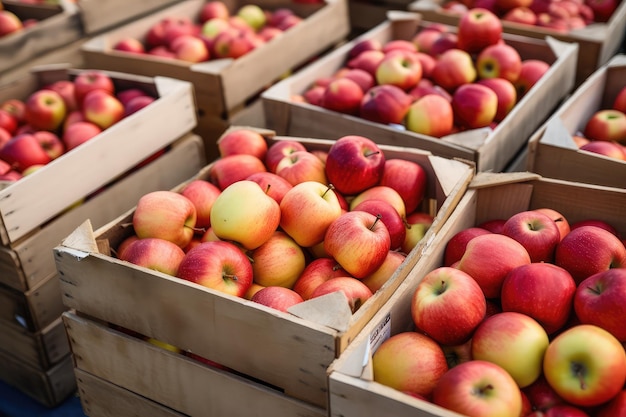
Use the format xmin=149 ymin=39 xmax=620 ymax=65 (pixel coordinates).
xmin=245 ymin=171 xmax=293 ymax=204
xmin=375 ymin=50 xmax=423 ymax=91
xmin=476 ymin=77 xmax=518 ymax=122
xmin=379 ymin=158 xmax=427 ymax=214
xmin=476 ymin=43 xmax=522 ymax=83
xmin=24 ymin=89 xmax=66 ymax=132
xmin=533 ymin=207 xmax=571 ymax=241
xmin=586 ymin=0 xmax=618 ymax=22
xmin=346 ymin=49 xmax=386 ymax=77
xmin=113 ymin=37 xmax=145 ymax=54
xmin=613 ymin=86 xmax=626 ymax=113
xmin=457 ymin=8 xmax=503 ymax=53
xmin=46 ymin=80 xmax=78 ymax=113
xmin=349 ymin=185 xmax=406 ymax=218
xmin=335 ymin=68 xmax=375 ymax=94
xmin=251 ymin=286 xmax=304 ymax=312
xmin=321 ymin=77 xmax=364 ymax=115
xmin=170 ymin=35 xmax=210 ymax=63
xmin=73 ymin=70 xmax=116 ymax=107
xmin=275 ymin=150 xmax=327 ymax=186
xmin=359 ymin=84 xmax=412 ymax=125
xmin=62 ymin=121 xmax=102 ymax=151
xmin=218 ymin=128 xmax=268 ymax=160
xmin=0 ymin=109 xmax=17 ymax=135
xmin=33 ymin=131 xmax=64 ymax=160
xmin=212 ymin=29 xmax=257 ymax=59
xmin=309 ymin=276 xmax=373 ymax=313
xmin=443 ymin=227 xmax=492 ymax=267
xmin=82 ymin=90 xmax=124 ymax=129
xmin=179 ymin=179 xmax=221 ymax=230
xmin=352 ymin=198 xmax=407 ymax=251
xmin=292 ymin=258 xmax=350 ymax=300
xmin=501 ymin=210 xmax=561 ymax=263
xmin=250 ymin=231 xmax=306 ymax=289
xmin=451 ymin=83 xmax=498 ymax=129
xmin=199 ymin=1 xmax=230 ymax=23
xmin=502 ymin=6 xmax=538 ymax=25
xmin=431 ymin=48 xmax=477 ymax=92
xmin=597 ymin=389 xmax=626 ymax=417
xmin=579 ymin=140 xmax=626 ymax=160
xmin=569 ymin=219 xmax=619 ymax=236
xmin=123 ymin=95 xmax=155 ymax=117
xmin=523 ymin=375 xmax=567 ymax=411
xmin=0 ymin=99 xmax=26 ymax=124
xmin=265 ymin=140 xmax=307 ymax=173
xmin=360 ymin=250 xmax=406 ymax=292
xmin=405 ymin=93 xmax=455 ymax=137
xmin=347 ymin=38 xmax=383 ymax=60
xmin=583 ymin=109 xmax=626 ymax=143
xmin=514 ymin=59 xmax=550 ymax=98
xmin=119 ymin=237 xmax=186 ymax=276
xmin=0 ymin=133 xmax=52 ymax=172
xmin=208 ymin=154 xmax=266 ymax=190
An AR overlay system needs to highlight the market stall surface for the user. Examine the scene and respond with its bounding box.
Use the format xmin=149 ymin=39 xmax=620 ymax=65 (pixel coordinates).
xmin=0 ymin=380 xmax=85 ymax=417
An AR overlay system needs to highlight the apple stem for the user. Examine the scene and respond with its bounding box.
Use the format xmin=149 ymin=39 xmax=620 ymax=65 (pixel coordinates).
xmin=331 ymin=262 xmax=343 ymax=271
xmin=370 ymin=214 xmax=383 ymax=231
xmin=323 ymin=184 xmax=336 ymax=198
xmin=572 ymin=363 xmax=587 ymax=390
xmin=264 ymin=183 xmax=272 ymax=195
xmin=587 ymin=285 xmax=602 ymax=295
xmin=477 ymin=384 xmax=494 ymax=396
xmin=222 ymin=273 xmax=238 ymax=282
xmin=437 ymin=280 xmax=447 ymax=295
xmin=364 ymin=150 xmax=381 ymax=158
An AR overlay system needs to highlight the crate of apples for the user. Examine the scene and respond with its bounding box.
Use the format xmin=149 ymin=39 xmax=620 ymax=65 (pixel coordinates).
xmin=262 ymin=10 xmax=577 ymax=173
xmin=53 ymin=126 xmax=474 ymax=412
xmin=328 ymin=171 xmax=626 ymax=417
xmin=527 ymin=54 xmax=626 ymax=189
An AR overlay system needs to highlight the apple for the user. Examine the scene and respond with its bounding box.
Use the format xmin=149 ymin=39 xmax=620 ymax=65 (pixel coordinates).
xmin=292 ymin=257 xmax=350 ymax=300
xmin=476 ymin=43 xmax=522 ymax=83
xmin=46 ymin=80 xmax=77 ymax=113
xmin=170 ymin=35 xmax=210 ymax=63
xmin=161 ymin=16 xmax=197 ymax=46
xmin=613 ymin=86 xmax=626 ymax=113
xmin=523 ymin=375 xmax=566 ymax=412
xmin=0 ymin=127 xmax=11 ymax=148
xmin=309 ymin=276 xmax=373 ymax=313
xmin=360 ymin=250 xmax=406 ymax=292
xmin=349 ymin=185 xmax=406 ymax=219
xmin=123 ymin=95 xmax=155 ymax=117
xmin=412 ymin=266 xmax=487 ymax=346
xmin=405 ymin=93 xmax=455 ymax=137
xmin=113 ymin=37 xmax=145 ymax=54
xmin=476 ymin=77 xmax=518 ymax=123
xmin=496 ymin=0 xmax=533 ymax=12
xmin=148 ymin=46 xmax=177 ymax=59
xmin=62 ymin=121 xmax=102 ymax=151
xmin=275 ymin=150 xmax=327 ymax=186
xmin=352 ymin=198 xmax=406 ymax=251
xmin=321 ymin=77 xmax=364 ymax=115
xmin=0 ymin=99 xmax=26 ymax=125
xmin=73 ymin=70 xmax=116 ymax=107
xmin=414 ymin=52 xmax=437 ymax=78
xmin=212 ymin=29 xmax=258 ymax=59
xmin=597 ymin=389 xmax=626 ymax=417
xmin=569 ymin=219 xmax=619 ymax=236
xmin=325 ymin=135 xmax=386 ymax=196
xmin=201 ymin=17 xmax=231 ymax=42
xmin=347 ymin=38 xmax=382 ymax=60
xmin=412 ymin=24 xmax=449 ymax=55
xmin=324 ymin=211 xmax=391 ymax=278
xmin=302 ymin=85 xmax=325 ymax=106
xmin=23 ymin=89 xmax=66 ymax=132
xmin=441 ymin=339 xmax=473 ymax=369
xmin=580 ymin=141 xmax=626 ymax=160
xmin=208 ymin=154 xmax=266 ymax=190
xmin=218 ymin=128 xmax=268 ymax=160
xmin=82 ymin=89 xmax=124 ymax=129
xmin=250 ymin=231 xmax=306 ymax=288
xmin=33 ymin=131 xmax=64 ymax=159
xmin=514 ymin=59 xmax=550 ymax=98
xmin=0 ymin=133 xmax=52 ymax=172
xmin=534 ymin=207 xmax=570 ymax=241
xmin=265 ymin=140 xmax=307 ymax=173
xmin=372 ymin=332 xmax=449 ymax=397
xmin=133 ymin=190 xmax=197 ymax=248
xmin=443 ymin=227 xmax=492 ymax=267
xmin=359 ymin=84 xmax=412 ymax=125
xmin=199 ymin=1 xmax=230 ymax=23
xmin=574 ymin=268 xmax=626 ymax=342
xmin=375 ymin=50 xmax=423 ymax=91
xmin=528 ymin=405 xmax=591 ymax=416
xmin=542 ymin=324 xmax=626 ymax=407
xmin=346 ymin=49 xmax=386 ymax=77
xmin=119 ymin=237 xmax=186 ymax=276
xmin=583 ymin=109 xmax=626 ymax=143
xmin=586 ymin=0 xmax=618 ymax=21
xmin=431 ymin=48 xmax=477 ymax=92
xmin=502 ymin=6 xmax=538 ymax=25
xmin=478 ymin=218 xmax=506 ymax=234
xmin=335 ymin=68 xmax=375 ymax=94
xmin=210 ymin=180 xmax=280 ymax=250
xmin=0 ymin=10 xmax=22 ymax=37
xmin=382 ymin=39 xmax=417 ymax=54
xmin=501 ymin=210 xmax=561 ymax=263
xmin=451 ymin=83 xmax=498 ymax=129
xmin=267 ymin=8 xmax=295 ymax=28
xmin=554 ymin=225 xmax=626 ymax=284
xmin=401 ymin=212 xmax=434 ymax=254
xmin=251 ymin=286 xmax=304 ymax=312
xmin=177 ymin=241 xmax=253 ymax=297
xmin=179 ymin=179 xmax=221 ymax=230
xmin=237 ymin=4 xmax=266 ymax=30
xmin=457 ymin=233 xmax=531 ymax=298
xmin=457 ymin=8 xmax=503 ymax=53
xmin=245 ymin=171 xmax=293 ymax=204
xmin=432 ymin=360 xmax=522 ymax=417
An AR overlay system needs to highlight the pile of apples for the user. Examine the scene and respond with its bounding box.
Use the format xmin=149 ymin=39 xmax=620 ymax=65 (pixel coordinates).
xmin=111 ymin=1 xmax=304 ymax=63
xmin=0 ymin=6 xmax=31 ymax=38
xmin=439 ymin=0 xmax=620 ymax=30
xmin=116 ymin=128 xmax=435 ymax=315
xmin=371 ymin=207 xmax=626 ymax=416
xmin=0 ymin=70 xmax=158 ymax=181
xmin=569 ymin=84 xmax=626 ymax=160
xmin=295 ymin=8 xmax=551 ymax=138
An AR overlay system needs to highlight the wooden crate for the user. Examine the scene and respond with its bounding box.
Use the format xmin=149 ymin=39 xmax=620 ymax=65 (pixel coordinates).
xmin=0 ymin=0 xmax=83 ymax=75
xmin=0 ymin=133 xmax=206 ymax=293
xmin=0 ymin=66 xmax=198 ymax=249
xmin=348 ymin=0 xmax=399 ymax=33
xmin=526 ymin=54 xmax=626 ymax=189
xmin=53 ymin=129 xmax=474 ymax=409
xmin=327 ymin=171 xmax=626 ymax=417
xmin=261 ymin=11 xmax=578 ymax=173
xmin=408 ymin=0 xmax=626 ymax=86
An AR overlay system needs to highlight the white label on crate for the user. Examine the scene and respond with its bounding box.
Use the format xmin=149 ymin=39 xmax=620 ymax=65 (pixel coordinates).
xmin=369 ymin=313 xmax=391 ymax=357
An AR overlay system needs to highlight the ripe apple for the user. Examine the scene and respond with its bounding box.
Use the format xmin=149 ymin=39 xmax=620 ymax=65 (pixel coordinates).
xmin=292 ymin=257 xmax=350 ymax=300
xmin=199 ymin=1 xmax=230 ymax=23
xmin=264 ymin=140 xmax=307 ymax=173
xmin=613 ymin=86 xmax=626 ymax=113
xmin=171 ymin=35 xmax=210 ymax=63
xmin=542 ymin=324 xmax=626 ymax=407
xmin=24 ymin=89 xmax=66 ymax=132
xmin=335 ymin=67 xmax=375 ymax=93
xmin=352 ymin=198 xmax=406 ymax=251
xmin=431 ymin=48 xmax=477 ymax=92
xmin=213 ymin=29 xmax=259 ymax=59
xmin=62 ymin=121 xmax=102 ymax=151
xmin=501 ymin=210 xmax=561 ymax=263
xmin=382 ymin=39 xmax=417 ymax=54
xmin=534 ymin=207 xmax=570 ymax=241
xmin=349 ymin=185 xmax=407 ymax=219
xmin=245 ymin=171 xmax=293 ymax=204
xmin=379 ymin=159 xmax=427 ymax=215
xmin=429 ymin=32 xmax=460 ymax=57
xmin=502 ymin=6 xmax=538 ymax=25
xmin=457 ymin=8 xmax=503 ymax=53
xmin=451 ymin=83 xmax=498 ymax=129
xmin=375 ymin=51 xmax=423 ymax=91
xmin=359 ymin=84 xmax=412 ymax=125
xmin=309 ymin=276 xmax=373 ymax=313
xmin=432 ymin=360 xmax=522 ymax=417
xmin=251 ymin=286 xmax=304 ymax=312
xmin=133 ymin=190 xmax=197 ymax=248
xmin=73 ymin=70 xmax=116 ymax=107
xmin=82 ymin=89 xmax=124 ymax=129
xmin=113 ymin=37 xmax=145 ymax=54
xmin=523 ymin=375 xmax=567 ymax=412
xmin=597 ymin=389 xmax=626 ymax=417
xmin=412 ymin=24 xmax=449 ymax=55
xmin=250 ymin=231 xmax=306 ymax=288
xmin=119 ymin=237 xmax=186 ymax=276
xmin=476 ymin=77 xmax=518 ymax=122
xmin=347 ymin=38 xmax=382 ymax=60
xmin=218 ymin=128 xmax=268 ymax=160
xmin=360 ymin=250 xmax=406 ymax=292
xmin=514 ymin=59 xmax=550 ymax=98
xmin=179 ymin=179 xmax=221 ymax=230
xmin=275 ymin=150 xmax=327 ymax=186
xmin=321 ymin=77 xmax=364 ymax=115
xmin=325 ymin=135 xmax=385 ymax=196
xmin=33 ymin=131 xmax=64 ymax=160
xmin=405 ymin=93 xmax=455 ymax=137
xmin=441 ymin=339 xmax=473 ymax=369
xmin=478 ymin=218 xmax=506 ymax=233
xmin=347 ymin=49 xmax=386 ymax=77
xmin=372 ymin=332 xmax=449 ymax=397
xmin=177 ymin=241 xmax=253 ymax=298
xmin=583 ymin=109 xmax=626 ymax=143
xmin=123 ymin=95 xmax=155 ymax=117
xmin=0 ymin=133 xmax=52 ymax=172
xmin=443 ymin=227 xmax=492 ymax=266
xmin=586 ymin=0 xmax=618 ymax=21
xmin=579 ymin=141 xmax=626 ymax=160
xmin=237 ymin=4 xmax=266 ymax=30
xmin=0 ymin=99 xmax=26 ymax=125
xmin=0 ymin=10 xmax=23 ymax=37
xmin=569 ymin=219 xmax=619 ymax=236
xmin=208 ymin=154 xmax=266 ymax=190
xmin=401 ymin=212 xmax=434 ymax=254
xmin=412 ymin=266 xmax=487 ymax=346
xmin=46 ymin=80 xmax=77 ymax=113
xmin=476 ymin=43 xmax=522 ymax=83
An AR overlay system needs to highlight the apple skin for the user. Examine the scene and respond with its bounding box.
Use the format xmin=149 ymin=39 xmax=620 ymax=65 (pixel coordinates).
xmin=476 ymin=43 xmax=522 ymax=83
xmin=119 ymin=237 xmax=186 ymax=276
xmin=176 ymin=241 xmax=253 ymax=298
xmin=349 ymin=186 xmax=407 ymax=219
xmin=325 ymin=135 xmax=386 ymax=196
xmin=292 ymin=257 xmax=350 ymax=300
xmin=359 ymin=84 xmax=412 ymax=125
xmin=199 ymin=1 xmax=230 ymax=23
xmin=502 ymin=6 xmax=538 ymax=25
xmin=251 ymin=286 xmax=304 ymax=312
xmin=133 ymin=190 xmax=197 ymax=249
xmin=476 ymin=77 xmax=518 ymax=122
xmin=237 ymin=4 xmax=266 ymax=30
xmin=432 ymin=360 xmax=522 ymax=417
xmin=451 ymin=83 xmax=499 ymax=129
xmin=210 ymin=180 xmax=280 ymax=251
xmin=245 ymin=171 xmax=293 ymax=204
xmin=411 ymin=266 xmax=487 ymax=346
xmin=441 ymin=339 xmax=473 ymax=369
xmin=352 ymin=199 xmax=407 ymax=251
xmin=62 ymin=121 xmax=102 ymax=151
xmin=569 ymin=219 xmax=619 ymax=237
xmin=401 ymin=212 xmax=434 ymax=254
xmin=73 ymin=70 xmax=116 ymax=107
xmin=579 ymin=141 xmax=626 ymax=160
xmin=275 ymin=150 xmax=327 ymax=186
xmin=335 ymin=67 xmax=375 ymax=94
xmin=208 ymin=154 xmax=267 ymax=190
xmin=478 ymin=218 xmax=506 ymax=234
xmin=0 ymin=10 xmax=23 ymax=37
xmin=472 ymin=311 xmax=550 ymax=388
xmin=217 ymin=128 xmax=268 ymax=161
xmin=586 ymin=0 xmax=618 ymax=22
xmin=347 ymin=38 xmax=383 ymax=60
xmin=321 ymin=77 xmax=364 ymax=115
xmin=514 ymin=59 xmax=550 ymax=98
xmin=457 ymin=233 xmax=532 ymax=298
xmin=597 ymin=389 xmax=626 ymax=417
xmin=583 ymin=109 xmax=626 ymax=143
xmin=542 ymin=324 xmax=626 ymax=407
xmin=171 ymin=35 xmax=210 ymax=63
xmin=0 ymin=99 xmax=26 ymax=125
xmin=113 ymin=37 xmax=145 ymax=54
xmin=0 ymin=133 xmax=52 ymax=172
xmin=405 ymin=94 xmax=455 ymax=138
xmin=24 ymin=89 xmax=67 ymax=132
xmin=123 ymin=95 xmax=155 ymax=117
xmin=457 ymin=8 xmax=503 ymax=54
xmin=379 ymin=158 xmax=427 ymax=215
xmin=501 ymin=262 xmax=576 ymax=335
xmin=534 ymin=207 xmax=570 ymax=241
xmin=372 ymin=331 xmax=449 ymax=397
xmin=250 ymin=231 xmax=306 ymax=288
xmin=264 ymin=140 xmax=307 ymax=174
xmin=554 ymin=225 xmax=626 ymax=284
xmin=613 ymin=86 xmax=626 ymax=113
xmin=33 ymin=131 xmax=64 ymax=160
xmin=431 ymin=48 xmax=477 ymax=92
xmin=444 ymin=227 xmax=492 ymax=267
xmin=179 ymin=179 xmax=221 ymax=230
xmin=346 ymin=49 xmax=386 ymax=77
xmin=501 ymin=210 xmax=561 ymax=263
xmin=574 ymin=268 xmax=626 ymax=342
xmin=375 ymin=50 xmax=423 ymax=91
xmin=46 ymin=80 xmax=78 ymax=113
xmin=360 ymin=250 xmax=406 ymax=293
xmin=309 ymin=276 xmax=373 ymax=313
xmin=523 ymin=374 xmax=567 ymax=412
xmin=82 ymin=89 xmax=125 ymax=130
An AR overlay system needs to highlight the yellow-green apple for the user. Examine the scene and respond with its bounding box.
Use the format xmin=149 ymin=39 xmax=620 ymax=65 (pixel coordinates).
xmin=321 ymin=77 xmax=364 ymax=115
xmin=113 ymin=37 xmax=145 ymax=54
xmin=324 ymin=211 xmax=391 ymax=278
xmin=199 ymin=1 xmax=230 ymax=23
xmin=359 ymin=84 xmax=412 ymax=125
xmin=292 ymin=257 xmax=350 ymax=300
xmin=82 ymin=90 xmax=124 ymax=129
xmin=335 ymin=68 xmax=375 ymax=93
xmin=379 ymin=158 xmax=427 ymax=214
xmin=613 ymin=86 xmax=626 ymax=113
xmin=133 ymin=190 xmax=197 ymax=248
xmin=46 ymin=80 xmax=77 ymax=113
xmin=1 ymin=99 xmax=26 ymax=125
xmin=452 ymin=83 xmax=498 ymax=129
xmin=179 ymin=179 xmax=221 ymax=230
xmin=523 ymin=375 xmax=566 ymax=412
xmin=597 ymin=389 xmax=626 ymax=417
xmin=431 ymin=48 xmax=477 ymax=92
xmin=209 ymin=153 xmax=266 ymax=190
xmin=73 ymin=70 xmax=116 ymax=107
xmin=360 ymin=250 xmax=406 ymax=292
xmin=170 ymin=35 xmax=210 ymax=63
xmin=457 ymin=233 xmax=531 ymax=298
xmin=201 ymin=17 xmax=231 ymax=42
xmin=579 ymin=141 xmax=626 ymax=160
xmin=119 ymin=237 xmax=186 ymax=276
xmin=0 ymin=133 xmax=52 ymax=172
xmin=62 ymin=121 xmax=102 ymax=151
xmin=476 ymin=43 xmax=522 ymax=83
xmin=265 ymin=140 xmax=307 ymax=173
xmin=433 ymin=360 xmax=522 ymax=417
xmin=309 ymin=276 xmax=373 ymax=313
xmin=542 ymin=324 xmax=626 ymax=406
xmin=245 ymin=171 xmax=293 ymax=204
xmin=574 ymin=268 xmax=626 ymax=342
xmin=375 ymin=50 xmax=423 ymax=91
xmin=279 ymin=181 xmax=342 ymax=247
xmin=0 ymin=10 xmax=22 ymax=37
xmin=405 ymin=93 xmax=455 ymax=137
xmin=583 ymin=109 xmax=626 ymax=143
xmin=554 ymin=225 xmax=626 ymax=284
xmin=569 ymin=219 xmax=619 ymax=236
xmin=472 ymin=312 xmax=549 ymax=388
xmin=325 ymin=135 xmax=386 ymax=196
xmin=347 ymin=49 xmax=386 ymax=77
xmin=352 ymin=199 xmax=407 ymax=250
xmin=501 ymin=210 xmax=561 ymax=263
xmin=210 ymin=180 xmax=280 ymax=250
xmin=457 ymin=8 xmax=503 ymax=53
xmin=275 ymin=150 xmax=327 ymax=185
xmin=402 ymin=211 xmax=434 ymax=254
xmin=349 ymin=186 xmax=407 ymax=219
xmin=24 ymin=89 xmax=66 ymax=131
xmin=502 ymin=6 xmax=538 ymax=24
xmin=534 ymin=207 xmax=570 ymax=241
xmin=217 ymin=128 xmax=268 ymax=160
xmin=251 ymin=286 xmax=304 ymax=312
xmin=236 ymin=4 xmax=266 ymax=30
xmin=476 ymin=77 xmax=518 ymax=122
xmin=250 ymin=231 xmax=306 ymax=288
xmin=33 ymin=131 xmax=64 ymax=159
xmin=347 ymin=38 xmax=383 ymax=60
xmin=176 ymin=240 xmax=253 ymax=297
xmin=443 ymin=227 xmax=492 ymax=267
xmin=412 ymin=266 xmax=487 ymax=346
xmin=501 ymin=263 xmax=576 ymax=334
xmin=372 ymin=332 xmax=449 ymax=397
xmin=442 ymin=339 xmax=473 ymax=369
xmin=514 ymin=59 xmax=550 ymax=98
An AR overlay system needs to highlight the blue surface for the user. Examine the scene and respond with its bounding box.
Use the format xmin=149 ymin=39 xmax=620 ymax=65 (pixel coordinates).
xmin=0 ymin=379 xmax=86 ymax=417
